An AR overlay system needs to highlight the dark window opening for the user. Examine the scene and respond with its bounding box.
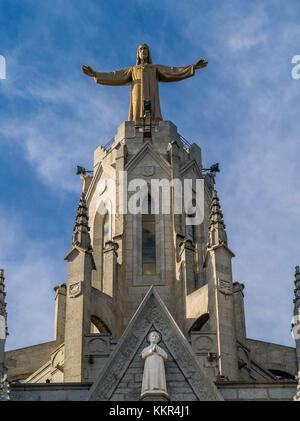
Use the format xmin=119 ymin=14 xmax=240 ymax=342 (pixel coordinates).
xmin=142 ymin=195 xmax=156 ymax=275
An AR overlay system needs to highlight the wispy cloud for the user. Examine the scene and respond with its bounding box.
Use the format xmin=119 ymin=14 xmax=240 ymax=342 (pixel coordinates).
xmin=0 ymin=207 xmax=66 ymax=350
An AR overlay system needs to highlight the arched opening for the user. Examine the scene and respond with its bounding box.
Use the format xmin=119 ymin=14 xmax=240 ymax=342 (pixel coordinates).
xmin=142 ymin=194 xmax=156 ymax=275
xmin=92 ymin=201 xmax=112 ymax=291
xmin=269 ymin=369 xmax=295 ymax=380
xmin=90 ymin=315 xmax=111 ymax=334
xmin=189 ymin=313 xmax=210 ymax=333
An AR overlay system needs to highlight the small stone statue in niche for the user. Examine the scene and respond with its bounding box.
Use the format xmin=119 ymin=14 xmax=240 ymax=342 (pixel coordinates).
xmin=140 ymin=331 xmax=169 ymax=400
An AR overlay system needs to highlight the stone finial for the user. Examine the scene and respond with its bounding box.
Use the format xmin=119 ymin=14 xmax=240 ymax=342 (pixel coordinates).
xmin=71 ymin=192 xmax=92 ymax=252
xmin=208 ymin=190 xmax=228 ymax=247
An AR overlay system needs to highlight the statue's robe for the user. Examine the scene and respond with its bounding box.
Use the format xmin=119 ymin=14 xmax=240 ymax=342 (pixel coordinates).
xmin=94 ymin=63 xmax=195 ymax=121
xmin=140 ymin=344 xmax=168 ymax=396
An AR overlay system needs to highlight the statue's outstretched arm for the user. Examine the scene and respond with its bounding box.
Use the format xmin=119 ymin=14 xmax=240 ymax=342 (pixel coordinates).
xmin=82 ymin=65 xmax=96 ymax=77
xmin=157 ymin=59 xmax=207 ymax=83
xmin=194 ymin=58 xmax=208 ymax=69
xmin=82 ymin=65 xmax=132 ymax=86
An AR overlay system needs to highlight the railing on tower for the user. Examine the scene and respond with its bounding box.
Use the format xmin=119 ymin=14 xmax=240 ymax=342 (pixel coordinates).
xmin=178 ymin=134 xmax=192 ymax=151
xmin=103 ymin=137 xmax=115 ymax=152
xmin=100 ymin=132 xmax=193 ymax=155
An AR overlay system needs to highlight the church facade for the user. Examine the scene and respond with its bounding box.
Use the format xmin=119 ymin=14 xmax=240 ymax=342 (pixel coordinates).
xmin=1 ymin=116 xmax=299 ymax=401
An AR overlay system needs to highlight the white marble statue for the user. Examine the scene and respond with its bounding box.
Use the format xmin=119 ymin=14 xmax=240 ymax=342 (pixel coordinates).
xmin=140 ymin=331 xmax=168 ymax=399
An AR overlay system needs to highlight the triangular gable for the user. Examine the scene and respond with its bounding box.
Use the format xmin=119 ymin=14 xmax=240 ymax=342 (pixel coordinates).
xmin=125 ymin=142 xmax=171 ymax=176
xmin=88 ymin=287 xmax=223 ymax=401
xmin=180 ymin=159 xmax=202 ymax=179
xmin=86 ymin=161 xmax=116 ymax=204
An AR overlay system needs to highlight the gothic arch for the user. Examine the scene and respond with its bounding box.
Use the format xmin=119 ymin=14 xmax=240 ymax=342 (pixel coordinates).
xmin=90 ymin=315 xmax=111 ymax=334
xmin=92 ymin=199 xmax=112 ymax=291
xmin=188 ymin=313 xmax=210 ymax=333
xmin=89 ymin=287 xmax=124 ymax=337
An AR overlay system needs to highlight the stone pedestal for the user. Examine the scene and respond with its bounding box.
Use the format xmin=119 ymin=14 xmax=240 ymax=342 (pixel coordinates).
xmin=140 ymin=391 xmax=170 ymax=401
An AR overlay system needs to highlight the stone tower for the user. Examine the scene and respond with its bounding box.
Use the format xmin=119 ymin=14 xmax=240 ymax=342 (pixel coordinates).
xmin=4 ymin=110 xmax=299 ymax=400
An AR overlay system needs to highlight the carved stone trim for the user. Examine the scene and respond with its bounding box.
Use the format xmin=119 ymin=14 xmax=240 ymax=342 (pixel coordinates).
xmin=143 ymin=165 xmax=154 ymax=176
xmin=69 ymin=282 xmax=82 ymax=298
xmin=217 ymin=278 xmax=233 ymax=295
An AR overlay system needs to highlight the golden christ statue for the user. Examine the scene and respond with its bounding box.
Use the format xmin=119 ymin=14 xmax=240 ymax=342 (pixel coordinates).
xmin=82 ymin=44 xmax=207 ymax=121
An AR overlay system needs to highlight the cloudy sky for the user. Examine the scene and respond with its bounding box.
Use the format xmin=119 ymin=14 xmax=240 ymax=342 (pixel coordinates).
xmin=0 ymin=0 xmax=299 ymax=350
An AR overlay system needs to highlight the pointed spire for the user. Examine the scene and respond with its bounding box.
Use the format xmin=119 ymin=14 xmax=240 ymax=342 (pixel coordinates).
xmin=291 ymin=266 xmax=300 ymax=353
xmin=292 ymin=266 xmax=300 ymax=330
xmin=208 ymin=189 xmax=228 ymax=247
xmin=71 ymin=192 xmax=92 ymax=252
xmin=294 ymin=266 xmax=300 ymax=306
xmin=0 ymin=269 xmax=10 ymax=401
xmin=0 ymin=269 xmax=7 ymax=322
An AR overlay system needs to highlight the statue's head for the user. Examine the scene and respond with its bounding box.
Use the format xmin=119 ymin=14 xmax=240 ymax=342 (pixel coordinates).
xmin=148 ymin=330 xmax=161 ymax=344
xmin=136 ymin=44 xmax=152 ymax=65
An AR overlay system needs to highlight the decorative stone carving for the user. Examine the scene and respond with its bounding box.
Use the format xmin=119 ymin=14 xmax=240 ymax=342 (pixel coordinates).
xmin=294 ymin=364 xmax=300 ymax=401
xmin=218 ymin=278 xmax=233 ymax=295
xmin=51 ymin=346 xmax=64 ymax=372
xmin=71 ymin=192 xmax=93 ymax=252
xmin=69 ymin=282 xmax=82 ymax=298
xmin=140 ymin=331 xmax=169 ymax=401
xmin=143 ymin=166 xmax=154 ymax=176
xmin=208 ymin=190 xmax=228 ymax=247
xmin=193 ymin=335 xmax=213 ymax=353
xmin=0 ymin=369 xmax=10 ymax=401
xmin=88 ymin=338 xmax=109 ymax=356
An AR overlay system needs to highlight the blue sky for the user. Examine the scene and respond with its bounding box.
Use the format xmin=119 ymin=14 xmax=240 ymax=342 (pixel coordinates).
xmin=0 ymin=0 xmax=299 ymax=350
